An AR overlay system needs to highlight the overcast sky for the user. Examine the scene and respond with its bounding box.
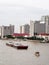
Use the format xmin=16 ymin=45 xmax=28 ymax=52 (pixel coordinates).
xmin=0 ymin=0 xmax=49 ymax=32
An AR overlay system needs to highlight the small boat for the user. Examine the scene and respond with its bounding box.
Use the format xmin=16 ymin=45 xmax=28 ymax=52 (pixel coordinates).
xmin=35 ymin=52 xmax=40 ymax=57
xmin=13 ymin=43 xmax=28 ymax=49
xmin=40 ymin=40 xmax=46 ymax=43
xmin=6 ymin=42 xmax=14 ymax=47
xmin=40 ymin=40 xmax=49 ymax=43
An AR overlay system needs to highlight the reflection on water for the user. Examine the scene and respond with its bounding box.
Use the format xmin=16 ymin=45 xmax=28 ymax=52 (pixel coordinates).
xmin=0 ymin=40 xmax=49 ymax=65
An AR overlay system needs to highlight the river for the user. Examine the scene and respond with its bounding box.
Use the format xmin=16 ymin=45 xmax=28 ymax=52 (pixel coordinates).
xmin=0 ymin=39 xmax=49 ymax=65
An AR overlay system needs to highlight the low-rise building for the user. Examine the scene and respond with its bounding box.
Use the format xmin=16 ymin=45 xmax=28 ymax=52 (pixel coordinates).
xmin=12 ymin=33 xmax=29 ymax=37
xmin=36 ymin=33 xmax=49 ymax=40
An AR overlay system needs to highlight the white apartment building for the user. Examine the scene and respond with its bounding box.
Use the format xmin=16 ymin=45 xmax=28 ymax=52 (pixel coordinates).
xmin=30 ymin=21 xmax=34 ymax=36
xmin=30 ymin=20 xmax=46 ymax=37
xmin=0 ymin=25 xmax=14 ymax=38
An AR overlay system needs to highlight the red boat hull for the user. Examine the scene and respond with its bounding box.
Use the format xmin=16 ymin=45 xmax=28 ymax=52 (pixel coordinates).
xmin=16 ymin=46 xmax=28 ymax=49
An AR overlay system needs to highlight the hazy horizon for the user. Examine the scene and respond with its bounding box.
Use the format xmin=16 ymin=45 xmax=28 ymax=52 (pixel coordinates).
xmin=0 ymin=0 xmax=49 ymax=32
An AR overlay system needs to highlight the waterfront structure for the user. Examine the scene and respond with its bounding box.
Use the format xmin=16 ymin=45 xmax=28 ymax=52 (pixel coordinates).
xmin=1 ymin=24 xmax=14 ymax=38
xmin=36 ymin=33 xmax=49 ymax=40
xmin=20 ymin=24 xmax=30 ymax=34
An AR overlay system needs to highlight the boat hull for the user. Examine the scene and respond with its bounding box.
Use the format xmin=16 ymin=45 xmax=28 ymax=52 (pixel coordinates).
xmin=16 ymin=46 xmax=28 ymax=49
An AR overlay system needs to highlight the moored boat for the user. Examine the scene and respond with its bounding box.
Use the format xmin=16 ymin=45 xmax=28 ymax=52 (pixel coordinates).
xmin=40 ymin=40 xmax=49 ymax=43
xmin=40 ymin=40 xmax=46 ymax=43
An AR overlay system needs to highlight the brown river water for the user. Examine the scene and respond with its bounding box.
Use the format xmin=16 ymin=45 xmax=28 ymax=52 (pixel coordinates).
xmin=0 ymin=39 xmax=49 ymax=65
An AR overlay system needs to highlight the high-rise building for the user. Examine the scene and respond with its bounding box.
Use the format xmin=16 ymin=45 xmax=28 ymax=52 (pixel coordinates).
xmin=1 ymin=24 xmax=14 ymax=38
xmin=30 ymin=21 xmax=34 ymax=36
xmin=20 ymin=26 xmax=22 ymax=33
xmin=20 ymin=24 xmax=30 ymax=34
xmin=24 ymin=24 xmax=30 ymax=34
xmin=41 ymin=15 xmax=49 ymax=33
xmin=34 ymin=21 xmax=46 ymax=34
xmin=30 ymin=20 xmax=46 ymax=36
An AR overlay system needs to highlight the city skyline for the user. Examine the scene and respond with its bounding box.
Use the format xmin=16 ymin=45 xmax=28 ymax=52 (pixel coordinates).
xmin=0 ymin=0 xmax=49 ymax=32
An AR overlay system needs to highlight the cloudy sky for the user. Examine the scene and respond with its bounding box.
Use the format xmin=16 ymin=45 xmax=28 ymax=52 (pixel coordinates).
xmin=0 ymin=0 xmax=49 ymax=32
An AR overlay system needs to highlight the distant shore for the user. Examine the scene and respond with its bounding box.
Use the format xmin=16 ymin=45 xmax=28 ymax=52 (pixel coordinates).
xmin=27 ymin=40 xmax=40 ymax=43
xmin=0 ymin=38 xmax=40 ymax=43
